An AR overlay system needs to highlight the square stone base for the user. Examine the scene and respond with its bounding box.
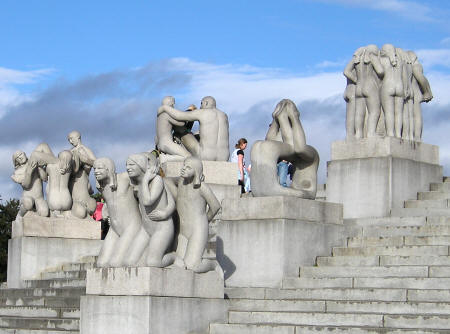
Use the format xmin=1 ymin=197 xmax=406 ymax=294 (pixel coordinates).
xmin=217 ymin=196 xmax=344 ymax=288
xmin=80 ymin=294 xmax=228 ymax=334
xmin=162 ymin=161 xmax=237 ymax=185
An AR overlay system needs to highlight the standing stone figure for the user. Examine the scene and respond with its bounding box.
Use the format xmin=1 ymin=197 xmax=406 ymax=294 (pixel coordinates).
xmin=380 ymin=44 xmax=408 ymax=138
xmin=11 ymin=148 xmax=49 ymax=221
xmin=251 ymin=99 xmax=319 ymax=199
xmin=94 ymin=158 xmax=144 ymax=268
xmin=157 ymin=96 xmax=230 ymax=161
xmin=343 ymin=47 xmax=363 ymax=139
xmin=155 ymin=96 xmax=192 ymax=159
xmin=398 ymin=48 xmax=414 ymax=140
xmin=165 ymin=156 xmax=221 ymax=274
xmin=127 ymin=153 xmax=176 ymax=267
xmin=68 ymin=131 xmax=97 ymax=219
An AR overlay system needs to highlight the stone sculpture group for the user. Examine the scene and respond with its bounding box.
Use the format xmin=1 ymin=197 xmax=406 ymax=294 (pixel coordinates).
xmin=11 ymin=95 xmax=319 ymax=274
xmin=344 ymin=44 xmax=432 ymax=141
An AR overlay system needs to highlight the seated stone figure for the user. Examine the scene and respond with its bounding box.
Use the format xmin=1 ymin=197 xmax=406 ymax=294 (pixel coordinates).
xmin=165 ymin=157 xmax=222 ymax=274
xmin=94 ymin=158 xmax=144 ymax=268
xmin=158 ymin=96 xmax=230 ymax=161
xmin=11 ymin=146 xmax=49 ymax=221
xmin=126 ymin=153 xmax=176 ymax=267
xmin=250 ymin=99 xmax=319 ymax=199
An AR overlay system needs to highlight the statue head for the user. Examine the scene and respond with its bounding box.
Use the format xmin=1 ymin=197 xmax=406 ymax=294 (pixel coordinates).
xmin=58 ymin=150 xmax=73 ymax=175
xmin=13 ymin=150 xmax=28 ymax=169
xmin=407 ymin=50 xmax=418 ymax=64
xmin=162 ymin=96 xmax=175 ymax=107
xmin=396 ymin=47 xmax=409 ymax=63
xmin=94 ymin=157 xmax=117 ymax=191
xmin=364 ymin=44 xmax=379 ymax=63
xmin=68 ymin=131 xmax=81 ymax=147
xmin=381 ymin=44 xmax=397 ymax=66
xmin=200 ymin=96 xmax=216 ymax=109
xmin=352 ymin=46 xmax=365 ymax=64
xmin=181 ymin=156 xmax=204 ymax=188
xmin=126 ymin=152 xmax=159 ymax=185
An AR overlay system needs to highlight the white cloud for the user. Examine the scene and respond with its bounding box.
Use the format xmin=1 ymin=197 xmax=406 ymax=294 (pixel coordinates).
xmin=416 ymin=49 xmax=450 ymax=69
xmin=321 ymin=0 xmax=435 ymax=22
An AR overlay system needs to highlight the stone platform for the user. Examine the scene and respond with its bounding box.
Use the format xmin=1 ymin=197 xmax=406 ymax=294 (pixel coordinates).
xmin=7 ymin=215 xmax=102 ymax=288
xmin=217 ymin=196 xmax=344 ymax=288
xmin=327 ymin=137 xmax=442 ymax=218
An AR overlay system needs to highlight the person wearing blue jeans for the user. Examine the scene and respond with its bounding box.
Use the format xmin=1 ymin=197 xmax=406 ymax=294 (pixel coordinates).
xmin=277 ymin=160 xmax=289 ymax=187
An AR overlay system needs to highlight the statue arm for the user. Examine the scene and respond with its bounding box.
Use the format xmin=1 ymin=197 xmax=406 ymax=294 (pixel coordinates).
xmin=412 ymin=63 xmax=433 ymax=101
xmin=265 ymin=121 xmax=279 ymax=140
xmin=343 ymin=60 xmax=357 ymax=83
xmin=201 ymin=184 xmax=221 ymax=222
xmin=163 ymin=177 xmax=178 ymax=199
xmin=158 ymin=105 xmax=200 ymax=122
xmin=77 ymin=147 xmax=96 ymax=167
xmin=152 ymin=182 xmax=176 ymax=220
xmin=370 ymin=55 xmax=384 ymax=79
xmin=22 ymin=161 xmax=38 ymax=189
xmin=38 ymin=167 xmax=48 ymax=182
xmin=140 ymin=175 xmax=164 ymax=207
xmin=168 ymin=117 xmax=186 ymax=127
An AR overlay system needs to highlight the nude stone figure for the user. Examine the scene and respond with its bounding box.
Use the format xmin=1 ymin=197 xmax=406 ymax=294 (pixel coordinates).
xmin=165 ymin=157 xmax=222 ymax=274
xmin=398 ymin=48 xmax=414 ymax=140
xmin=11 ymin=148 xmax=49 ymax=221
xmin=343 ymin=48 xmax=362 ymax=140
xmin=157 ymin=96 xmax=230 ymax=161
xmin=127 ymin=153 xmax=176 ymax=267
xmin=380 ymin=44 xmax=409 ymax=138
xmin=251 ymin=99 xmax=319 ymax=199
xmin=344 ymin=45 xmax=384 ymax=138
xmin=94 ymin=158 xmax=144 ymax=268
xmin=68 ymin=131 xmax=97 ymax=219
xmin=407 ymin=50 xmax=433 ymax=141
xmin=156 ymin=96 xmax=191 ymax=158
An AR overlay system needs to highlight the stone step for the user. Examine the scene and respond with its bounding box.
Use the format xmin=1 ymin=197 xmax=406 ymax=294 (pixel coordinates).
xmin=211 ymin=323 xmax=450 ymax=334
xmin=282 ymin=277 xmax=352 ymax=289
xmin=299 ymin=266 xmax=428 ymax=278
xmin=418 ymin=191 xmax=450 ymax=200
xmin=0 ymin=296 xmax=80 ymax=308
xmin=226 ymin=287 xmax=408 ymax=302
xmin=0 ymin=306 xmax=79 ymax=318
xmin=427 ymin=216 xmax=450 ymax=225
xmin=24 ymin=279 xmax=86 ymax=289
xmin=405 ymin=236 xmax=450 ymax=246
xmin=344 ymin=216 xmax=425 ymax=227
xmin=332 ymin=245 xmax=449 ymax=256
xmin=61 ymin=262 xmax=95 ymax=272
xmin=404 ymin=199 xmax=449 ymax=209
xmin=430 ymin=182 xmax=450 ymax=192
xmin=228 ymin=310 xmax=383 ymax=327
xmin=384 ymin=314 xmax=450 ymax=330
xmin=316 ymin=255 xmax=380 ymax=267
xmin=353 ymin=277 xmax=450 ymax=289
xmin=0 ymin=317 xmax=79 ymax=331
xmin=380 ymin=255 xmax=450 ymax=266
xmin=347 ymin=236 xmax=404 ymax=247
xmin=391 ymin=207 xmax=450 ymax=217
xmin=408 ymin=289 xmax=450 ymax=302
xmin=1 ymin=330 xmax=79 ymax=334
xmin=0 ymin=288 xmax=85 ymax=298
xmin=78 ymin=256 xmax=97 ymax=263
xmin=41 ymin=270 xmax=86 ymax=280
xmin=229 ymin=299 xmax=325 ymax=312
xmin=362 ymin=225 xmax=450 ymax=237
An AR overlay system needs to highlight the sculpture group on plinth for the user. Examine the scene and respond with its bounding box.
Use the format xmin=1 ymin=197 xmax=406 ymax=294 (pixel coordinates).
xmin=344 ymin=44 xmax=432 ymax=141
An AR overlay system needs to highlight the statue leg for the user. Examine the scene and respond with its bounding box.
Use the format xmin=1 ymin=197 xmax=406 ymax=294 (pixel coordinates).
xmin=394 ymin=96 xmax=404 ymax=138
xmin=382 ymin=93 xmax=395 ymax=137
xmin=346 ymin=97 xmax=356 ymax=140
xmin=145 ymin=221 xmax=174 ymax=267
xmin=35 ymin=197 xmax=49 ymax=217
xmin=408 ymin=100 xmax=414 ymax=140
xmin=402 ymin=101 xmax=410 ymax=140
xmin=354 ymin=98 xmax=366 ymax=139
xmin=366 ymin=94 xmax=381 ymax=138
xmin=413 ymin=96 xmax=423 ymax=141
xmin=123 ymin=226 xmax=150 ymax=267
xmin=97 ymin=230 xmax=119 ymax=268
xmin=180 ymin=133 xmax=200 ymax=157
xmin=183 ymin=223 xmax=208 ymax=271
xmin=71 ymin=201 xmax=87 ymax=219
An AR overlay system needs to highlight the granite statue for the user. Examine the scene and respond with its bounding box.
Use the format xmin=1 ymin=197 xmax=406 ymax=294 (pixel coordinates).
xmin=165 ymin=157 xmax=221 ymax=274
xmin=158 ymin=96 xmax=230 ymax=161
xmin=68 ymin=131 xmax=97 ymax=219
xmin=127 ymin=153 xmax=176 ymax=267
xmin=94 ymin=158 xmax=144 ymax=268
xmin=250 ymin=99 xmax=319 ymax=199
xmin=11 ymin=147 xmax=49 ymax=221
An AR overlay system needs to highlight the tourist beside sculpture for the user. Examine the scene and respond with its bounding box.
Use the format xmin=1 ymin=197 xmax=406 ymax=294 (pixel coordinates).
xmin=343 ymin=44 xmax=432 ymax=141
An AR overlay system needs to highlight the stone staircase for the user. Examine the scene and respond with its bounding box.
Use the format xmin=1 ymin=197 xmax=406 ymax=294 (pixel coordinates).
xmin=209 ymin=178 xmax=450 ymax=333
xmin=0 ymin=256 xmax=95 ymax=333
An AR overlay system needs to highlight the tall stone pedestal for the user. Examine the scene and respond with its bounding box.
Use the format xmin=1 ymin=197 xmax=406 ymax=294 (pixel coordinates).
xmin=81 ymin=267 xmax=228 ymax=334
xmin=7 ymin=214 xmax=102 ymax=288
xmin=217 ymin=196 xmax=344 ymax=288
xmin=327 ymin=137 xmax=443 ymax=219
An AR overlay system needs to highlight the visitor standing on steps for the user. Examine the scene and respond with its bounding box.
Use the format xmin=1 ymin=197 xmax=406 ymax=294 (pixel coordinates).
xmin=230 ymin=138 xmax=251 ymax=193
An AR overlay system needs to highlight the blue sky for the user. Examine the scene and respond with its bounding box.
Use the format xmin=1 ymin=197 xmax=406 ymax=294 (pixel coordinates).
xmin=1 ymin=0 xmax=450 ymax=199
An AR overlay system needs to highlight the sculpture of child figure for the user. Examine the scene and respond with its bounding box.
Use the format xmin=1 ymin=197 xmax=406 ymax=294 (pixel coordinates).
xmin=165 ymin=157 xmax=222 ymax=274
xmin=126 ymin=153 xmax=176 ymax=267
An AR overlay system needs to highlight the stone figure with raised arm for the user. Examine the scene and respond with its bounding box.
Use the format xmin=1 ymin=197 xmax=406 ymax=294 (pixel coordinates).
xmin=407 ymin=50 xmax=433 ymax=141
xmin=157 ymin=96 xmax=230 ymax=161
xmin=345 ymin=45 xmax=384 ymax=138
xmin=30 ymin=145 xmax=78 ymax=217
xmin=164 ymin=156 xmax=222 ymax=274
xmin=156 ymin=96 xmax=192 ymax=159
xmin=11 ymin=146 xmax=49 ymax=221
xmin=250 ymin=99 xmax=319 ymax=199
xmin=94 ymin=158 xmax=144 ymax=267
xmin=67 ymin=131 xmax=97 ymax=219
xmin=380 ymin=44 xmax=409 ymax=138
xmin=127 ymin=153 xmax=176 ymax=267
